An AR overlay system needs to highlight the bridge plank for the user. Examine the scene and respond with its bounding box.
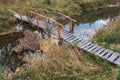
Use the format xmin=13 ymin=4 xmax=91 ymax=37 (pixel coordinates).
xmin=95 ymin=48 xmax=105 ymax=56
xmin=67 ymin=38 xmax=78 ymax=43
xmin=78 ymin=41 xmax=88 ymax=48
xmin=98 ymin=49 xmax=109 ymax=57
xmin=114 ymin=57 xmax=120 ymax=65
xmin=87 ymin=44 xmax=98 ymax=52
xmin=61 ymin=33 xmax=71 ymax=38
xmin=63 ymin=35 xmax=73 ymax=40
xmin=66 ymin=36 xmax=76 ymax=41
xmin=107 ymin=52 xmax=120 ymax=62
xmin=91 ymin=46 xmax=101 ymax=54
xmin=102 ymin=50 xmax=114 ymax=59
xmin=84 ymin=44 xmax=95 ymax=51
xmin=71 ymin=39 xmax=82 ymax=43
xmin=74 ymin=39 xmax=82 ymax=43
xmin=80 ymin=42 xmax=91 ymax=49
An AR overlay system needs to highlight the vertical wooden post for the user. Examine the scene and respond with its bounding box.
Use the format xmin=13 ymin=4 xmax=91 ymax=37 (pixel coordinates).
xmin=36 ymin=15 xmax=39 ymax=27
xmin=58 ymin=24 xmax=61 ymax=41
xmin=70 ymin=19 xmax=73 ymax=33
xmin=29 ymin=11 xmax=33 ymax=17
xmin=20 ymin=13 xmax=22 ymax=23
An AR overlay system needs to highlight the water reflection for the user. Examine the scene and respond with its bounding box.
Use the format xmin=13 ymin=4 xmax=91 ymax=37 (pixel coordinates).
xmin=64 ymin=6 xmax=120 ymax=40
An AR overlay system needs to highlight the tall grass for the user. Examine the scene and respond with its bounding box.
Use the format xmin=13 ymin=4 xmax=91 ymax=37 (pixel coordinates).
xmin=92 ymin=18 xmax=120 ymax=51
xmin=0 ymin=8 xmax=15 ymax=32
xmin=10 ymin=39 xmax=116 ymax=80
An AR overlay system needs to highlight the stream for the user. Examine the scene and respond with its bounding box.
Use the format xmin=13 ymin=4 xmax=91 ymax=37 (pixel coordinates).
xmin=0 ymin=6 xmax=120 ymax=73
xmin=65 ymin=6 xmax=120 ymax=40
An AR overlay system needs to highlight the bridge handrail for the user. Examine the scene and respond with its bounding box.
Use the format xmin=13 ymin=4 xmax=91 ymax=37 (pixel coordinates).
xmin=56 ymin=12 xmax=77 ymax=22
xmin=29 ymin=11 xmax=64 ymax=27
xmin=9 ymin=9 xmax=64 ymax=27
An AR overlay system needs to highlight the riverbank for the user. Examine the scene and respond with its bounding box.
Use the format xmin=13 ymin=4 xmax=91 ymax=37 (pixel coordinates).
xmin=92 ymin=16 xmax=120 ymax=53
xmin=0 ymin=38 xmax=117 ymax=80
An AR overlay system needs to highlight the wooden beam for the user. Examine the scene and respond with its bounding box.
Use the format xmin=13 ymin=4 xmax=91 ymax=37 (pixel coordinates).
xmin=57 ymin=12 xmax=77 ymax=22
xmin=20 ymin=13 xmax=22 ymax=22
xmin=58 ymin=24 xmax=61 ymax=41
xmin=29 ymin=11 xmax=33 ymax=17
xmin=30 ymin=11 xmax=64 ymax=27
xmin=36 ymin=15 xmax=39 ymax=27
xmin=70 ymin=19 xmax=73 ymax=32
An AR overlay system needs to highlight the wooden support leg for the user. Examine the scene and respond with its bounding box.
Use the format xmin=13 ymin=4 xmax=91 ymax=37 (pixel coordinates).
xmin=58 ymin=24 xmax=61 ymax=42
xmin=36 ymin=15 xmax=39 ymax=27
xmin=29 ymin=11 xmax=33 ymax=17
xmin=70 ymin=19 xmax=73 ymax=33
xmin=20 ymin=13 xmax=22 ymax=23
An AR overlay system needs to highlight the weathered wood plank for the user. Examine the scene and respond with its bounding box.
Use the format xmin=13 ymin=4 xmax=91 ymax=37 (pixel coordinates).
xmin=61 ymin=33 xmax=71 ymax=38
xmin=74 ymin=39 xmax=83 ymax=43
xmin=102 ymin=50 xmax=114 ymax=59
xmin=91 ymin=46 xmax=101 ymax=54
xmin=86 ymin=44 xmax=98 ymax=52
xmin=66 ymin=36 xmax=76 ymax=41
xmin=84 ymin=44 xmax=95 ymax=51
xmin=78 ymin=41 xmax=88 ymax=48
xmin=80 ymin=42 xmax=91 ymax=49
xmin=68 ymin=38 xmax=79 ymax=43
xmin=107 ymin=52 xmax=120 ymax=62
xmin=114 ymin=57 xmax=120 ymax=65
xmin=62 ymin=35 xmax=73 ymax=40
xmin=95 ymin=48 xmax=105 ymax=56
xmin=98 ymin=49 xmax=109 ymax=57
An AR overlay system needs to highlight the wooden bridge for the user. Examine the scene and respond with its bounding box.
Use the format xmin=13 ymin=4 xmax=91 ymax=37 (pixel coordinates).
xmin=10 ymin=9 xmax=120 ymax=65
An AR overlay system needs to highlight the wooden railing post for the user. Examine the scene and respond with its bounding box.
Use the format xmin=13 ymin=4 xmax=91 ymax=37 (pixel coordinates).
xmin=58 ymin=24 xmax=61 ymax=41
xmin=70 ymin=19 xmax=73 ymax=33
xmin=36 ymin=15 xmax=39 ymax=27
xmin=20 ymin=13 xmax=22 ymax=23
xmin=29 ymin=11 xmax=33 ymax=17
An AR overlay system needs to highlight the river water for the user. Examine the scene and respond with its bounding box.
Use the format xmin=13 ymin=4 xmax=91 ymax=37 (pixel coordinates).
xmin=0 ymin=6 xmax=120 ymax=73
xmin=65 ymin=6 xmax=120 ymax=40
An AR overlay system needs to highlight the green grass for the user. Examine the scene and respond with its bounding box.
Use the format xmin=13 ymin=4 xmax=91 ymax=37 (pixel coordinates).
xmin=92 ymin=19 xmax=120 ymax=52
xmin=9 ymin=40 xmax=116 ymax=80
xmin=0 ymin=8 xmax=15 ymax=32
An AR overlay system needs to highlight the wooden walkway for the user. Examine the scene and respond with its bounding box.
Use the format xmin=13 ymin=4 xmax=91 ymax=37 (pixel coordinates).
xmin=11 ymin=10 xmax=120 ymax=65
xmin=52 ymin=28 xmax=120 ymax=65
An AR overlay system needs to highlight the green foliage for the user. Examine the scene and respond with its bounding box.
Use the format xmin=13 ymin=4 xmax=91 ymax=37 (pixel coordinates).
xmin=93 ymin=24 xmax=120 ymax=50
xmin=115 ymin=66 xmax=120 ymax=80
xmin=0 ymin=65 xmax=7 ymax=74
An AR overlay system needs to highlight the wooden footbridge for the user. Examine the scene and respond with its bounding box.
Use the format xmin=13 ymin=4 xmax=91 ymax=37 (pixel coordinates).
xmin=10 ymin=9 xmax=120 ymax=65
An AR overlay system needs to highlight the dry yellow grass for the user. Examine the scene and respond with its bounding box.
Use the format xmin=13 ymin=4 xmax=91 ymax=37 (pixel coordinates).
xmin=10 ymin=39 xmax=115 ymax=80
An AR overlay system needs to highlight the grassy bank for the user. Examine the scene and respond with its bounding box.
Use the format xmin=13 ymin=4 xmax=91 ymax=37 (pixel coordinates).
xmin=92 ymin=17 xmax=120 ymax=52
xmin=0 ymin=39 xmax=117 ymax=80
xmin=0 ymin=8 xmax=15 ymax=32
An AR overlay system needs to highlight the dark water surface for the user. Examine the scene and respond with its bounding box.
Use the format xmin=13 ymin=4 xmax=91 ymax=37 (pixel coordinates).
xmin=65 ymin=6 xmax=120 ymax=40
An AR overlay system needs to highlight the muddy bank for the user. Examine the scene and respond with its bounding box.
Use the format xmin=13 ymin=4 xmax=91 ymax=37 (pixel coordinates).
xmin=0 ymin=30 xmax=42 ymax=74
xmin=0 ymin=31 xmax=24 ymax=49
